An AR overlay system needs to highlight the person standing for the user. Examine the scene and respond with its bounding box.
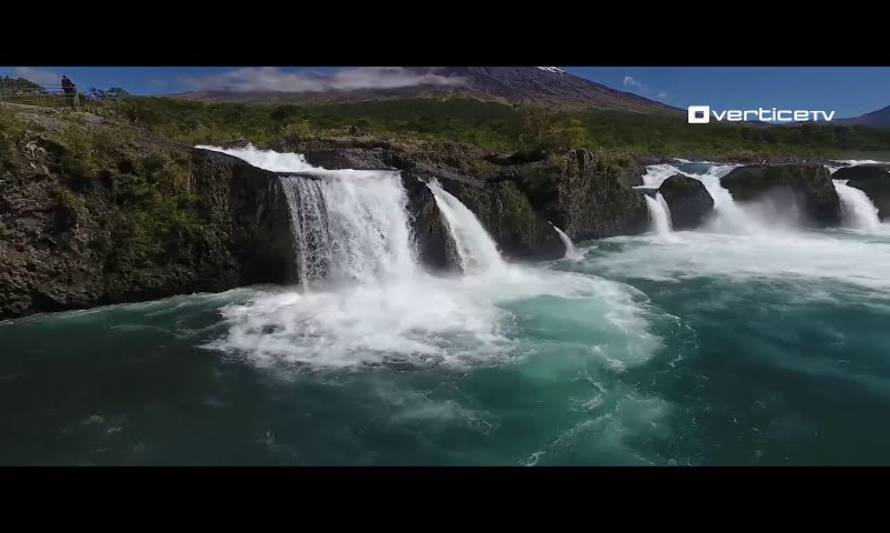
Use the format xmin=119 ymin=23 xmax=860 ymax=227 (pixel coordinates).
xmin=60 ymin=75 xmax=77 ymax=108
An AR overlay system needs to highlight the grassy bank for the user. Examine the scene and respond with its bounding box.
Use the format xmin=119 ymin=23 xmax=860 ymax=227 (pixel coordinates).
xmin=99 ymin=96 xmax=890 ymax=161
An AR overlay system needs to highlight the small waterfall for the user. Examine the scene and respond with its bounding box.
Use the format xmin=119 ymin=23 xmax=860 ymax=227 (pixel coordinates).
xmin=426 ymin=180 xmax=506 ymax=274
xmin=833 ymin=179 xmax=881 ymax=231
xmin=551 ymin=224 xmax=583 ymax=261
xmin=642 ymin=162 xmax=759 ymax=234
xmin=645 ymin=193 xmax=673 ymax=237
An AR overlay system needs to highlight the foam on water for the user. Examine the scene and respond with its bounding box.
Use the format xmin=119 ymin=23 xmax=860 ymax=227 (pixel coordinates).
xmin=590 ymin=229 xmax=890 ymax=295
xmin=196 ymin=146 xmax=659 ymax=371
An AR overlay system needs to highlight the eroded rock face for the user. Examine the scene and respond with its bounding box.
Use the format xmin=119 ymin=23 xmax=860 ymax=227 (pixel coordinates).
xmin=721 ymin=164 xmax=841 ymax=226
xmin=658 ymin=174 xmax=714 ymax=230
xmin=0 ymin=110 xmax=293 ymax=320
xmin=833 ymin=165 xmax=890 ymax=220
xmin=1 ymin=110 xmax=655 ymax=319
xmin=288 ymin=140 xmax=649 ymax=263
xmin=509 ymin=149 xmax=649 ymax=241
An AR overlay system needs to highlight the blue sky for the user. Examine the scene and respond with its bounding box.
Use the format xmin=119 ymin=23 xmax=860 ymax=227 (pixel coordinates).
xmin=2 ymin=66 xmax=888 ymax=118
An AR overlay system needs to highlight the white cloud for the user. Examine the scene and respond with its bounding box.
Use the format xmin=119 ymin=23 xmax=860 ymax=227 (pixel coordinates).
xmin=14 ymin=67 xmax=63 ymax=86
xmin=183 ymin=67 xmax=466 ymax=93
xmin=623 ymin=76 xmax=644 ymax=90
xmin=623 ymin=75 xmax=669 ymax=103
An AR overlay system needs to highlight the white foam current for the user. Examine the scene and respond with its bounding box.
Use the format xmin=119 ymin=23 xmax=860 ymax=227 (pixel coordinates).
xmin=833 ymin=179 xmax=881 ymax=231
xmin=196 ymin=145 xmax=660 ymax=370
xmin=551 ymin=224 xmax=583 ymax=261
xmin=644 ymin=193 xmax=673 ymax=238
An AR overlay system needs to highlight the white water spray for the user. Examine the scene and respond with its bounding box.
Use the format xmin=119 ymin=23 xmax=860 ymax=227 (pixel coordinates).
xmin=206 ymin=144 xmax=418 ymax=287
xmin=644 ymin=193 xmax=673 ymax=238
xmin=195 ymin=145 xmax=660 ymax=370
xmin=426 ymin=180 xmax=506 ymax=274
xmin=641 ymin=162 xmax=761 ymax=234
xmin=279 ymin=172 xmax=417 ymax=286
xmin=551 ymin=224 xmax=583 ymax=261
xmin=833 ymin=179 xmax=881 ymax=231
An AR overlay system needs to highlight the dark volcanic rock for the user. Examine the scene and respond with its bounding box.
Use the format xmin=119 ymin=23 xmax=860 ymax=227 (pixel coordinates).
xmin=303 ymin=147 xmax=396 ymax=171
xmin=400 ymin=173 xmax=454 ymax=269
xmin=833 ymin=165 xmax=890 ymax=181
xmin=0 ymin=109 xmax=293 ymax=320
xmin=721 ymin=164 xmax=841 ymax=226
xmin=657 ymin=175 xmax=714 ymax=230
xmin=289 ymin=137 xmax=566 ymax=263
xmin=834 ymin=165 xmax=890 ymax=220
xmin=511 ymin=149 xmax=649 ymax=241
xmin=434 ymin=177 xmax=565 ymax=261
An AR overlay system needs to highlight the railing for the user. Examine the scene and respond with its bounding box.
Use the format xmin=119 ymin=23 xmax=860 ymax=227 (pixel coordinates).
xmin=0 ymin=84 xmax=81 ymax=109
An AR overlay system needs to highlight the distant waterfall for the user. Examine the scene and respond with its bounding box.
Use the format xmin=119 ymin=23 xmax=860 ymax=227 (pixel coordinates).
xmin=426 ymin=180 xmax=507 ymax=274
xmin=833 ymin=179 xmax=881 ymax=231
xmin=645 ymin=193 xmax=673 ymax=238
xmin=551 ymin=224 xmax=583 ymax=261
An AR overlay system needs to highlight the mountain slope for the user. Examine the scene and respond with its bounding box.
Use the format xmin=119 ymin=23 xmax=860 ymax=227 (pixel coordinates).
xmin=177 ymin=66 xmax=682 ymax=115
xmin=836 ymin=105 xmax=890 ymax=127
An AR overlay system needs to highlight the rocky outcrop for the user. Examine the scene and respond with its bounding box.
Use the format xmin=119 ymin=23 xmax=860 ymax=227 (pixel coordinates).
xmin=508 ymin=149 xmax=649 ymax=241
xmin=286 ymin=139 xmax=649 ymax=262
xmin=0 ymin=108 xmax=293 ymax=320
xmin=721 ymin=164 xmax=841 ymax=226
xmin=657 ymin=175 xmax=714 ymax=229
xmin=286 ymin=138 xmax=567 ymax=263
xmin=833 ymin=165 xmax=890 ymax=220
xmin=1 ymin=108 xmax=655 ymax=319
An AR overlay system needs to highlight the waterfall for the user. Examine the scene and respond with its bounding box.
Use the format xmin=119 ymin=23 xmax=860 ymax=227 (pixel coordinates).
xmin=282 ymin=171 xmax=417 ymax=286
xmin=833 ymin=179 xmax=881 ymax=231
xmin=426 ymin=180 xmax=506 ymax=274
xmin=642 ymin=162 xmax=760 ymax=234
xmin=551 ymin=224 xmax=583 ymax=261
xmin=198 ymin=144 xmax=418 ymax=287
xmin=280 ymin=177 xmax=332 ymax=288
xmin=645 ymin=193 xmax=673 ymax=238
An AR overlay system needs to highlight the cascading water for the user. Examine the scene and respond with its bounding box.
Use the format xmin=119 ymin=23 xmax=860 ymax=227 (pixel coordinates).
xmin=202 ymin=144 xmax=417 ymax=287
xmin=190 ymin=146 xmax=655 ymax=372
xmin=298 ymin=170 xmax=417 ymax=285
xmin=280 ymin=177 xmax=331 ymax=287
xmin=426 ymin=179 xmax=507 ymax=274
xmin=833 ymin=179 xmax=881 ymax=231
xmin=641 ymin=162 xmax=759 ymax=234
xmin=644 ymin=193 xmax=673 ymax=238
xmin=551 ymin=224 xmax=583 ymax=261
xmin=13 ymin=152 xmax=890 ymax=466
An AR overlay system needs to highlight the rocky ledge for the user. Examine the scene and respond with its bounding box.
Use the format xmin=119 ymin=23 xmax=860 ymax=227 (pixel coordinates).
xmin=279 ymin=137 xmax=650 ymax=263
xmin=721 ymin=164 xmax=841 ymax=226
xmin=0 ymin=107 xmax=294 ymax=320
xmin=832 ymin=164 xmax=890 ymax=220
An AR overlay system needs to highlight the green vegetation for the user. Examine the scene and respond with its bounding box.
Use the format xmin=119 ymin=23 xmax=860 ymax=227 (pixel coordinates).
xmin=0 ymin=76 xmax=47 ymax=95
xmin=0 ymin=108 xmax=218 ymax=287
xmin=103 ymin=96 xmax=890 ymax=161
